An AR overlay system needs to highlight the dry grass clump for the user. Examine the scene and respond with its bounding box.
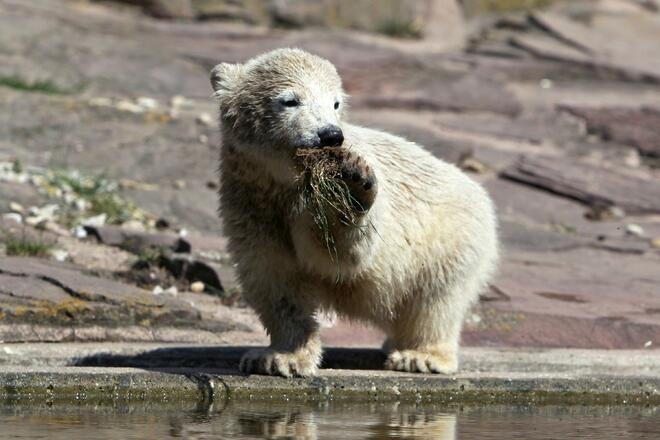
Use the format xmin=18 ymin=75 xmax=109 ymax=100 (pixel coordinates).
xmin=296 ymin=148 xmax=363 ymax=260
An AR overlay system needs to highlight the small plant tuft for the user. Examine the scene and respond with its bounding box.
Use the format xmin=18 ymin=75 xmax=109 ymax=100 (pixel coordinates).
xmin=4 ymin=231 xmax=54 ymax=258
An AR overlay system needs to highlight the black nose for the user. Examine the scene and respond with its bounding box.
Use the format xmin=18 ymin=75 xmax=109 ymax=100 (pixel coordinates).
xmin=317 ymin=126 xmax=344 ymax=147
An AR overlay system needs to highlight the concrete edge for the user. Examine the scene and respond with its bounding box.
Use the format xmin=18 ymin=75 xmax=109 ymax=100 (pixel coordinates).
xmin=1 ymin=367 xmax=658 ymax=406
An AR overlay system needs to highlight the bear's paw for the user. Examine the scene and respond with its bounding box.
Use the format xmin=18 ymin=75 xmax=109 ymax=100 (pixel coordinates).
xmin=239 ymin=348 xmax=319 ymax=378
xmin=384 ymin=349 xmax=458 ymax=374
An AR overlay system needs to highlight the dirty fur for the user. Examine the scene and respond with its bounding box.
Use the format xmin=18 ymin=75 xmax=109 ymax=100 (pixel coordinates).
xmin=211 ymin=48 xmax=499 ymax=377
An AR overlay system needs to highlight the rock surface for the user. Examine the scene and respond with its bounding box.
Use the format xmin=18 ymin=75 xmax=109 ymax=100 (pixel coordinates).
xmin=0 ymin=0 xmax=659 ymax=350
xmin=0 ymin=344 xmax=658 ymax=404
xmin=0 ymin=255 xmax=264 ymax=344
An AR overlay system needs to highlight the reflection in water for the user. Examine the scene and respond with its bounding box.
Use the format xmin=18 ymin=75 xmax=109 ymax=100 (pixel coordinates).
xmin=367 ymin=404 xmax=456 ymax=440
xmin=0 ymin=401 xmax=658 ymax=439
xmin=235 ymin=405 xmax=319 ymax=439
xmin=228 ymin=402 xmax=455 ymax=440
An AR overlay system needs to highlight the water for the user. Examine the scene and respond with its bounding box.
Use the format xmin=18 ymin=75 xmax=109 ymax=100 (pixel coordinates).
xmin=1 ymin=402 xmax=658 ymax=439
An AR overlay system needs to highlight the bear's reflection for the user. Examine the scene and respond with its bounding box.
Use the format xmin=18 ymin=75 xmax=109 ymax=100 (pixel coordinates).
xmin=368 ymin=403 xmax=456 ymax=440
xmin=227 ymin=402 xmax=456 ymax=440
xmin=236 ymin=407 xmax=318 ymax=439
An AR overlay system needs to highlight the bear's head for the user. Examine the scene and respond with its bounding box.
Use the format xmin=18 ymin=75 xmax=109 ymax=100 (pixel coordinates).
xmin=211 ymin=48 xmax=346 ymax=162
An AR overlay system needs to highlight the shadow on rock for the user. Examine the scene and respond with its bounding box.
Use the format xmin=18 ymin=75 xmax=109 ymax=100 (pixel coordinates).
xmin=72 ymin=346 xmax=387 ymax=372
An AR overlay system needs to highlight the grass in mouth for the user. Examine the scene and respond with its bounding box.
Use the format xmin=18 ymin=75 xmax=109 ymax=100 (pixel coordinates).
xmin=296 ymin=148 xmax=366 ymax=262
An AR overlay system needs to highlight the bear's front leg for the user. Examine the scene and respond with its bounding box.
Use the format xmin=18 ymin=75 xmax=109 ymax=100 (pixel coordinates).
xmin=239 ymin=291 xmax=321 ymax=378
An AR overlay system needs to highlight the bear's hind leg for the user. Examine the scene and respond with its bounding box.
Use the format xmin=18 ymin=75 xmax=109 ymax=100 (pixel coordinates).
xmin=384 ymin=293 xmax=468 ymax=374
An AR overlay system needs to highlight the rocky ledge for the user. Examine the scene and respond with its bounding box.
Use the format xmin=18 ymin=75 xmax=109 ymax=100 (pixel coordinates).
xmin=0 ymin=344 xmax=658 ymax=404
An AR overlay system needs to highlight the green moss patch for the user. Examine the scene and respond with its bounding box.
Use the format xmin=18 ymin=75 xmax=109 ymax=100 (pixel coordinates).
xmin=0 ymin=75 xmax=82 ymax=95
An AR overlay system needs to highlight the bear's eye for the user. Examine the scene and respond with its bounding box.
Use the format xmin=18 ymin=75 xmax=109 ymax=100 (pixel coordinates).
xmin=282 ymin=98 xmax=299 ymax=108
xmin=334 ymin=101 xmax=340 ymax=110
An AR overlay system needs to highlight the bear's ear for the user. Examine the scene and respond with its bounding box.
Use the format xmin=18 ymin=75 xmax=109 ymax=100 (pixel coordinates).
xmin=210 ymin=63 xmax=243 ymax=97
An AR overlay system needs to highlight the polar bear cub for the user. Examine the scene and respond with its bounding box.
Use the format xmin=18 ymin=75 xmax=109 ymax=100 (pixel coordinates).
xmin=211 ymin=48 xmax=498 ymax=377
